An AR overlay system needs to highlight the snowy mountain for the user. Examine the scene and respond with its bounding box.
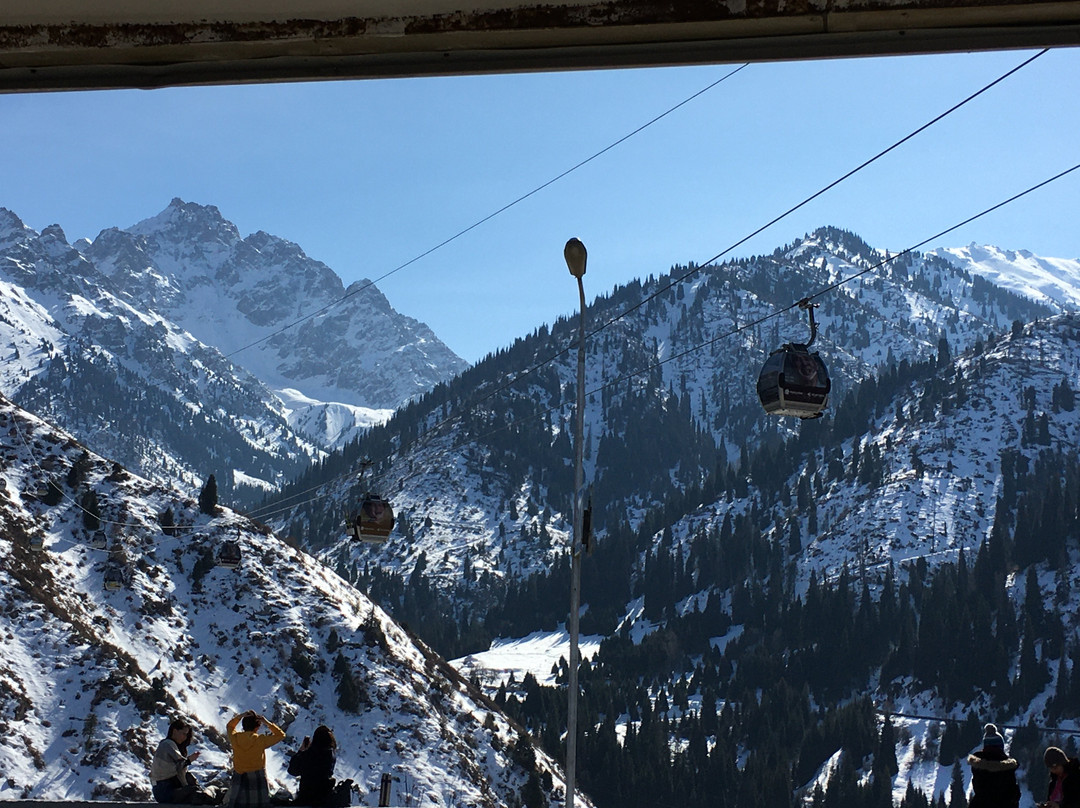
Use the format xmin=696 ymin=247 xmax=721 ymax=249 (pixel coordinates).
xmin=539 ymin=309 xmax=1080 ymax=808
xmin=931 ymin=244 xmax=1080 ymax=313
xmin=86 ymin=199 xmax=468 ymax=416
xmin=444 ymin=314 xmax=1080 ymax=808
xmin=0 ymin=390 xmax=571 ymax=808
xmin=276 ymin=227 xmax=1068 ymax=603
xmin=0 ymin=201 xmax=467 ymax=501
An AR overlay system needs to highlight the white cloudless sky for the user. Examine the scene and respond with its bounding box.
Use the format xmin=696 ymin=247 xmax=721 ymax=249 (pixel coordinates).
xmin=1 ymin=47 xmax=1078 ymax=363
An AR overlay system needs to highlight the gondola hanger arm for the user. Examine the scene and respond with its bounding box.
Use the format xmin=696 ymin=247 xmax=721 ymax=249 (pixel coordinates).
xmin=797 ymin=298 xmax=819 ymax=348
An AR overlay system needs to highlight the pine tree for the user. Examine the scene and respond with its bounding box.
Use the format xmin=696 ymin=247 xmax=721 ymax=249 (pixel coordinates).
xmin=334 ymin=653 xmax=361 ymax=712
xmin=41 ymin=477 xmax=64 ymax=506
xmin=938 ymin=722 xmax=959 ymax=766
xmin=876 ymin=715 xmax=899 ymax=777
xmin=199 ymin=474 xmax=219 ymax=515
xmin=901 ymin=782 xmax=930 ymax=808
xmin=948 ymin=760 xmax=967 ymax=808
xmin=190 ymin=547 xmax=215 ymax=589
xmin=521 ymin=772 xmax=548 ymax=808
xmin=937 ymin=334 xmax=952 ymax=366
xmin=81 ymin=488 xmax=101 ymax=531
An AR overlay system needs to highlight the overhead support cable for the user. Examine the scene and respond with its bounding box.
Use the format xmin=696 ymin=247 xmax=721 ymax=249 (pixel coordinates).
xmin=247 ymin=159 xmax=1080 ymax=526
xmin=372 ymin=48 xmax=1052 ymax=459
xmin=224 ymin=64 xmax=750 ymax=360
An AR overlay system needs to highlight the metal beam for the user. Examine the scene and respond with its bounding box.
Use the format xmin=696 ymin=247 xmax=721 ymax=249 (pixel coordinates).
xmin=1 ymin=1 xmax=1079 ymax=92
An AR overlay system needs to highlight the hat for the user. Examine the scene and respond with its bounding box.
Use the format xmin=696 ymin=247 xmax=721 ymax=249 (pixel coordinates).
xmin=1046 ymin=747 xmax=1069 ymax=768
xmin=982 ymin=723 xmax=1004 ymax=749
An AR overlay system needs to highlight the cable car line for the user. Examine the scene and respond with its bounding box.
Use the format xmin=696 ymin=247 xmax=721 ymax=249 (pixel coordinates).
xmin=580 ymin=48 xmax=1050 ymax=345
xmin=248 ymin=159 xmax=1080 ymax=531
xmin=367 ymin=46 xmax=1051 ymax=467
xmin=243 ymin=467 xmax=360 ymax=520
xmin=223 ymin=64 xmax=750 ymax=361
xmin=246 ymin=115 xmax=1073 ymax=529
xmin=368 ymin=160 xmax=1080 ymax=498
xmin=586 ymin=161 xmax=1080 ymax=406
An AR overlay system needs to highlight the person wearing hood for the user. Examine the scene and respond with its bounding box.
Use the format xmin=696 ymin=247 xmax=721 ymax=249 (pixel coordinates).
xmin=1042 ymin=746 xmax=1080 ymax=808
xmin=967 ymin=724 xmax=1020 ymax=808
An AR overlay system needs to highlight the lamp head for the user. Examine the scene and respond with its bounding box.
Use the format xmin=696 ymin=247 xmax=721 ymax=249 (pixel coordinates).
xmin=564 ymin=238 xmax=587 ymax=279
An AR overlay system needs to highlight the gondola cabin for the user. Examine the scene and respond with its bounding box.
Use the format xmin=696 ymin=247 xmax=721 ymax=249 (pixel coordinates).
xmin=104 ymin=565 xmax=125 ymax=591
xmin=90 ymin=530 xmax=108 ymax=550
xmin=348 ymin=494 xmax=394 ymax=543
xmin=29 ymin=533 xmax=45 ymax=552
xmin=217 ymin=540 xmax=242 ymax=569
xmin=757 ymin=344 xmax=831 ymax=419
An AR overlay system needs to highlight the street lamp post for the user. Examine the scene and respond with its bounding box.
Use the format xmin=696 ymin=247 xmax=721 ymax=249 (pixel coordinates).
xmin=562 ymin=237 xmax=587 ymax=808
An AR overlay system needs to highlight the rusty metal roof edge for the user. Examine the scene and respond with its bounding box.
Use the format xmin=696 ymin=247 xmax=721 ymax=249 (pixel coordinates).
xmin=0 ymin=4 xmax=1078 ymax=93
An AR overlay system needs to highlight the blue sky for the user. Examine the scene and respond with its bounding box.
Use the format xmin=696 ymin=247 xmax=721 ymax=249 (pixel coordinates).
xmin=2 ymin=47 xmax=1078 ymax=363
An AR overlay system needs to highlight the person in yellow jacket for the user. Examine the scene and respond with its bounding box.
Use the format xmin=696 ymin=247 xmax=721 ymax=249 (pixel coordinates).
xmin=225 ymin=710 xmax=286 ymax=808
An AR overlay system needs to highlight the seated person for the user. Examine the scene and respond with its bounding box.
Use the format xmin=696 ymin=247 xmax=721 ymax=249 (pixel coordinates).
xmin=151 ymin=720 xmax=201 ymax=804
xmin=287 ymin=726 xmax=338 ymax=806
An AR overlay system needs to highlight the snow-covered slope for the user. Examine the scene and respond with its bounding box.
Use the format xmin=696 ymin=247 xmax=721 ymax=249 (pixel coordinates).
xmin=0 ymin=208 xmax=319 ymax=496
xmin=0 ymin=392 xmax=572 ymax=807
xmin=931 ymin=244 xmax=1080 ymax=312
xmin=284 ymin=227 xmax=1068 ymax=600
xmin=653 ymin=310 xmax=1080 ymax=594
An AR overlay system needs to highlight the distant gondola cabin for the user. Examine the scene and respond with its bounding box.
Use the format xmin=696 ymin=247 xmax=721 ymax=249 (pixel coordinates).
xmin=218 ymin=540 xmax=242 ymax=569
xmin=90 ymin=530 xmax=108 ymax=550
xmin=348 ymin=494 xmax=394 ymax=543
xmin=104 ymin=565 xmax=124 ymax=591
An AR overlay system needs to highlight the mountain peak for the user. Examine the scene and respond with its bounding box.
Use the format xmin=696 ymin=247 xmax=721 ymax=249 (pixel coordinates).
xmin=129 ymin=198 xmax=240 ymax=244
xmin=0 ymin=207 xmax=29 ymax=239
xmin=40 ymin=223 xmax=67 ymax=243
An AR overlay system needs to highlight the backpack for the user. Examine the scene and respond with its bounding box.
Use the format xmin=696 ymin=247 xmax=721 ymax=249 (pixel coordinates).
xmin=331 ymin=779 xmax=353 ymax=808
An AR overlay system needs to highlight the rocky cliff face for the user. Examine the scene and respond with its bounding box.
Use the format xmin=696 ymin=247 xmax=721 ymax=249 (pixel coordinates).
xmin=87 ymin=198 xmax=468 ymax=412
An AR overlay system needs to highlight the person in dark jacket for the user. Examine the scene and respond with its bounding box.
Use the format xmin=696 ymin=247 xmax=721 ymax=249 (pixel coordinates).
xmin=287 ymin=726 xmax=337 ymax=806
xmin=967 ymin=724 xmax=1020 ymax=808
xmin=1042 ymin=747 xmax=1080 ymax=808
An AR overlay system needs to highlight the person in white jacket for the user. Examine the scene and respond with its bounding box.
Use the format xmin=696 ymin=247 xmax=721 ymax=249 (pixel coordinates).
xmin=151 ymin=719 xmax=202 ymax=803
